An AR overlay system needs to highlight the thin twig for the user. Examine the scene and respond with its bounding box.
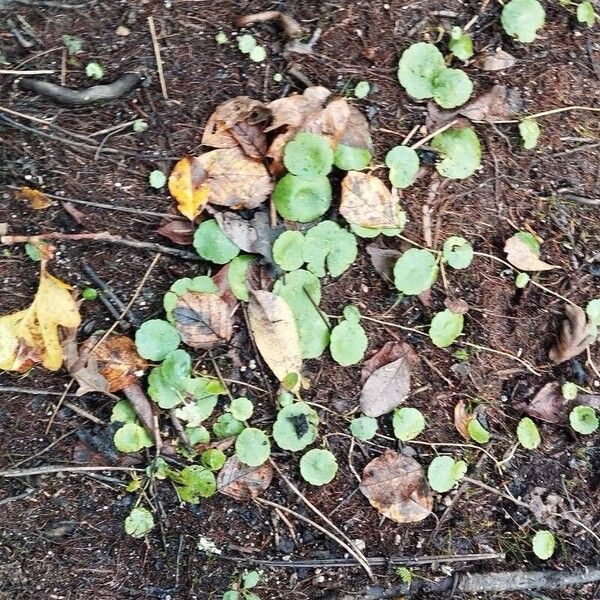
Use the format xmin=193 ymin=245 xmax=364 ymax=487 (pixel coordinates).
xmin=148 ymin=16 xmax=168 ymax=100
xmin=0 ymin=69 xmax=55 ymax=75
xmin=0 ymin=465 xmax=142 ymax=478
xmin=44 ymin=378 xmax=74 ymax=434
xmin=411 ymin=119 xmax=459 ymax=150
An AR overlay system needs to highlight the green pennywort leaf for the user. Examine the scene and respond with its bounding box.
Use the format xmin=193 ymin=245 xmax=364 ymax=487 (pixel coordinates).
xmin=215 ymin=31 xmax=228 ymax=45
xmin=427 ymin=456 xmax=467 ymax=493
xmin=350 ymin=415 xmax=378 ymax=441
xmin=394 ymin=248 xmax=439 ymax=295
xmin=149 ymin=169 xmax=167 ymax=189
xmin=212 ymin=413 xmax=245 ymax=439
xmin=135 ymin=319 xmax=180 ymax=361
xmin=569 ymin=405 xmax=598 ymax=435
xmin=300 ymin=448 xmax=338 ymax=485
xmin=432 ymin=68 xmax=473 ymax=109
xmin=125 ymin=507 xmax=154 ymax=538
xmin=519 ymin=119 xmax=541 ymax=150
xmin=193 ymin=219 xmax=240 ymax=264
xmin=577 ymin=1 xmax=597 ymax=26
xmin=283 ymin=132 xmax=334 ymax=180
xmin=397 ymin=42 xmax=446 ymax=100
xmin=532 ymin=530 xmax=556 ymax=560
xmin=229 ymin=397 xmax=254 ymax=421
xmin=273 ymin=174 xmax=332 ymax=223
xmin=392 ymin=407 xmax=426 ymax=441
xmin=330 ymin=317 xmax=368 ymax=366
xmin=227 ymin=255 xmax=254 ymax=302
xmin=467 ymin=418 xmax=490 ymax=444
xmin=449 ymin=27 xmax=474 ymax=61
xmin=586 ymin=299 xmax=600 ymax=326
xmin=385 ymin=146 xmax=420 ymax=189
xmin=442 ymin=236 xmax=474 ymax=269
xmin=561 ymin=382 xmax=578 ymax=401
xmin=272 ymin=402 xmax=319 ymax=451
xmin=176 ymin=465 xmax=217 ymax=502
xmin=85 ymin=62 xmax=103 ymax=80
xmin=111 ymin=400 xmax=137 ymax=424
xmin=201 ymin=448 xmax=226 ymax=471
xmin=354 ymin=80 xmax=371 ymax=99
xmin=114 ymin=423 xmax=153 ymax=453
xmin=273 ymin=231 xmax=305 ymax=271
xmin=431 ymin=126 xmax=482 ymax=179
xmin=235 ymin=427 xmax=271 ymax=466
xmin=501 ymin=0 xmax=546 ymax=43
xmin=238 ymin=34 xmax=256 ymax=54
xmin=429 ymin=309 xmax=464 ymax=348
xmin=62 ymin=34 xmax=83 ymax=55
xmin=334 ymin=144 xmax=372 ymax=171
xmin=249 ymin=46 xmax=266 ymax=62
xmin=516 ymin=272 xmax=530 ymax=288
xmin=303 ymin=220 xmax=358 ymax=278
xmin=517 ymin=417 xmax=541 ymax=449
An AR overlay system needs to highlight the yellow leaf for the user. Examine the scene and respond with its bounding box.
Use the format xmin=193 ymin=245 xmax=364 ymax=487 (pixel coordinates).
xmin=168 ymin=156 xmax=210 ymax=220
xmin=0 ymin=264 xmax=81 ymax=372
xmin=17 ymin=187 xmax=52 ymax=210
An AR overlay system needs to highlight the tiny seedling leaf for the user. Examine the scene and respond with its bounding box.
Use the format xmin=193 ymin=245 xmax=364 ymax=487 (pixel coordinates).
xmin=213 ymin=413 xmax=245 ymax=439
xmin=350 ymin=415 xmax=378 ymax=441
xmin=201 ymin=448 xmax=226 ymax=471
xmin=273 ymin=231 xmax=305 ymax=271
xmin=432 ymin=68 xmax=473 ymax=109
xmin=334 ymin=144 xmax=372 ymax=171
xmin=227 ymin=254 xmax=254 ymax=302
xmin=385 ymin=146 xmax=420 ymax=189
xmin=569 ymin=405 xmax=599 ymax=435
xmin=300 ymin=448 xmax=338 ymax=485
xmin=62 ymin=34 xmax=83 ymax=55
xmin=85 ymin=62 xmax=103 ymax=80
xmin=111 ymin=400 xmax=137 ymax=424
xmin=516 ymin=272 xmax=530 ymax=288
xmin=392 ymin=407 xmax=426 ymax=441
xmin=125 ymin=507 xmax=154 ymax=538
xmin=177 ymin=465 xmax=217 ymax=502
xmin=354 ymin=80 xmax=370 ymax=99
xmin=517 ymin=417 xmax=541 ymax=449
xmin=149 ymin=169 xmax=167 ymax=189
xmin=532 ymin=530 xmax=556 ymax=560
xmin=249 ymin=46 xmax=267 ymax=62
xmin=519 ymin=119 xmax=541 ymax=150
xmin=501 ymin=0 xmax=546 ymax=43
xmin=429 ymin=309 xmax=464 ymax=348
xmin=135 ymin=319 xmax=180 ymax=361
xmin=467 ymin=418 xmax=490 ymax=443
xmin=431 ymin=127 xmax=481 ymax=180
xmin=283 ymin=132 xmax=334 ymax=180
xmin=393 ymin=248 xmax=438 ymax=295
xmin=215 ymin=31 xmax=228 ymax=44
xmin=449 ymin=27 xmax=474 ymax=62
xmin=442 ymin=236 xmax=474 ymax=269
xmin=235 ymin=428 xmax=271 ymax=467
xmin=273 ymin=174 xmax=332 ymax=223
xmin=586 ymin=299 xmax=600 ymax=326
xmin=238 ymin=34 xmax=256 ymax=53
xmin=243 ymin=571 xmax=260 ymax=589
xmin=561 ymin=382 xmax=578 ymax=401
xmin=427 ymin=456 xmax=467 ymax=493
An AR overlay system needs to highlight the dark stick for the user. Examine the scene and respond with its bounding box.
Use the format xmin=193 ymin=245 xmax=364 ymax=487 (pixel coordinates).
xmin=19 ymin=73 xmax=143 ymax=106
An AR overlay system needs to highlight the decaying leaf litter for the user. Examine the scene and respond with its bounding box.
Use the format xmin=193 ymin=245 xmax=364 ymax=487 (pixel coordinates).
xmin=0 ymin=1 xmax=599 ymax=598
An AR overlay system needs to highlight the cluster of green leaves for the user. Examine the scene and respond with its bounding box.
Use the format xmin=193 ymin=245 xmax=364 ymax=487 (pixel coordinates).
xmin=237 ymin=33 xmax=267 ymax=63
xmin=111 ymin=400 xmax=154 ymax=453
xmin=427 ymin=456 xmax=467 ymax=492
xmin=397 ymin=42 xmax=473 ymax=109
xmin=223 ymin=570 xmax=261 ymax=600
xmin=448 ymin=27 xmax=473 ymax=62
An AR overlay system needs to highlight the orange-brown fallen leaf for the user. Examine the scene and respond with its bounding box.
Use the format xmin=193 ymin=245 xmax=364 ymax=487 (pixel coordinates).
xmin=217 ymin=455 xmax=273 ymax=501
xmin=359 ymin=451 xmax=433 ymax=524
xmin=0 ymin=262 xmax=80 ymax=372
xmin=17 ymin=186 xmax=52 ymax=210
xmin=549 ymin=304 xmax=597 ymax=364
xmin=169 ymin=148 xmax=273 ymax=217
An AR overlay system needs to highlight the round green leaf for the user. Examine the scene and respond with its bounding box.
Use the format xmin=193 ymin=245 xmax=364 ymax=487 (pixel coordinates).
xmin=135 ymin=319 xmax=180 ymax=361
xmin=272 ymin=402 xmax=319 ymax=451
xmin=273 ymin=231 xmax=305 ymax=271
xmin=501 ymin=0 xmax=546 ymax=43
xmin=429 ymin=309 xmax=464 ymax=348
xmin=85 ymin=61 xmax=103 ymax=80
xmin=201 ymin=448 xmax=226 ymax=470
xmin=193 ymin=219 xmax=240 ymax=264
xmin=442 ymin=236 xmax=474 ymax=269
xmin=393 ymin=248 xmax=439 ymax=295
xmin=427 ymin=456 xmax=466 ymax=493
xmin=519 ymin=119 xmax=541 ymax=150
xmin=385 ymin=146 xmax=420 ymax=189
xmin=177 ymin=465 xmax=217 ymax=501
xmin=432 ymin=68 xmax=473 ymax=109
xmin=283 ymin=132 xmax=334 ymax=180
xmin=303 ymin=220 xmax=358 ymax=278
xmin=223 ymin=592 xmax=239 ymax=600
xmin=431 ymin=127 xmax=482 ymax=180
xmin=227 ymin=254 xmax=254 ymax=302
xmin=561 ymin=382 xmax=578 ymax=401
xmin=334 ymin=144 xmax=372 ymax=171
xmin=586 ymin=299 xmax=600 ymax=326
xmin=133 ymin=119 xmax=148 ymax=132
xmin=330 ymin=320 xmax=368 ymax=366
xmin=343 ymin=304 xmax=362 ymax=323
xmin=161 ymin=349 xmax=192 ymax=384
xmin=273 ymin=174 xmax=332 ymax=223
xmin=111 ymin=400 xmax=137 ymax=424
xmin=350 ymin=415 xmax=378 ymax=441
xmin=299 ymin=448 xmax=338 ymax=485
xmin=354 ymin=80 xmax=370 ymax=99
xmin=249 ymin=45 xmax=266 ymax=62
xmin=125 ymin=507 xmax=154 ymax=538
xmin=397 ymin=42 xmax=446 ymax=100
xmin=517 ymin=417 xmax=541 ymax=449
xmin=569 ymin=405 xmax=598 ymax=435
xmin=186 ymin=426 xmax=210 ymax=445
xmin=215 ymin=31 xmax=228 ymax=45
xmin=243 ymin=570 xmax=260 ymax=589
xmin=577 ymin=1 xmax=596 ymax=26
xmin=449 ymin=27 xmax=474 ymax=62
xmin=238 ymin=34 xmax=256 ymax=53
xmin=212 ymin=413 xmax=245 ymax=439
xmin=229 ymin=397 xmax=254 ymax=421
xmin=532 ymin=530 xmax=555 ymax=560
xmin=467 ymin=418 xmax=490 ymax=444
xmin=515 ymin=272 xmax=530 ymax=288
xmin=392 ymin=407 xmax=426 ymax=441
xmin=351 ymin=224 xmax=404 ymax=238
xmin=149 ymin=169 xmax=166 ymax=189
xmin=235 ymin=428 xmax=271 ymax=467
xmin=114 ymin=423 xmax=153 ymax=453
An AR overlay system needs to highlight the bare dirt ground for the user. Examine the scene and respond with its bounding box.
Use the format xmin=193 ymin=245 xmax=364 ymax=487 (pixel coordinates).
xmin=0 ymin=1 xmax=599 ymax=599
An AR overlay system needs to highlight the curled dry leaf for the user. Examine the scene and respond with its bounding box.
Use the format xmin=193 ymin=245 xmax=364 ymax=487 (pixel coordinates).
xmin=217 ymin=455 xmax=273 ymax=501
xmin=156 ymin=215 xmax=195 ymax=245
xmin=359 ymin=342 xmax=416 ymax=417
xmin=247 ymin=290 xmax=303 ymax=385
xmin=361 ymin=341 xmax=410 ymax=382
xmin=458 ymin=85 xmax=523 ymax=123
xmin=16 ymin=186 xmax=52 ymax=210
xmin=366 ymin=244 xmax=400 ymax=283
xmin=235 ymin=11 xmax=304 ymax=40
xmin=0 ymin=262 xmax=80 ymax=372
xmin=169 ymin=148 xmax=273 ymax=219
xmin=80 ymin=334 xmax=147 ymax=393
xmin=332 ymin=103 xmax=373 ymax=152
xmin=340 ymin=172 xmax=404 ymax=229
xmin=211 ymin=264 xmax=239 ymax=314
xmin=62 ymin=328 xmax=110 ymax=397
xmin=454 ymin=399 xmax=470 ymax=440
xmin=360 ymin=451 xmax=433 ymax=524
xmin=444 ymin=297 xmax=469 ymax=315
xmin=549 ymin=304 xmax=597 ymax=364
xmin=215 ymin=210 xmax=284 ymax=264
xmin=477 ymin=48 xmax=517 ymax=72
xmin=504 ymin=235 xmax=557 ymax=272
xmin=528 ymin=487 xmax=565 ymax=529
xmin=520 ymin=382 xmax=567 ymax=423
xmin=173 ymin=291 xmax=233 ymax=349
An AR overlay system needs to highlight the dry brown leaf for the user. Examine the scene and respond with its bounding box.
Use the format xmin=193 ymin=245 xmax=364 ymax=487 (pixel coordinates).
xmin=549 ymin=304 xmax=597 ymax=364
xmin=156 ymin=216 xmax=195 ymax=245
xmin=458 ymin=85 xmax=523 ymax=123
xmin=173 ymin=291 xmax=233 ymax=349
xmin=0 ymin=262 xmax=80 ymax=372
xmin=444 ymin=297 xmax=469 ymax=315
xmin=211 ymin=264 xmax=239 ymax=314
xmin=528 ymin=487 xmax=564 ymax=528
xmin=477 ymin=48 xmax=517 ymax=71
xmin=80 ymin=334 xmax=147 ymax=393
xmin=454 ymin=399 xmax=470 ymax=440
xmin=361 ymin=341 xmax=410 ymax=383
xmin=504 ymin=235 xmax=557 ymax=272
xmin=248 ymin=290 xmax=302 ymax=385
xmin=17 ymin=186 xmax=52 ymax=210
xmin=359 ymin=342 xmax=416 ymax=417
xmin=360 ymin=451 xmax=433 ymax=524
xmin=335 ymin=103 xmax=373 ymax=151
xmin=170 ymin=148 xmax=273 ymax=216
xmin=340 ymin=172 xmax=404 ymax=229
xmin=365 ymin=244 xmax=400 ymax=283
xmin=217 ymin=455 xmax=273 ymax=501
xmin=520 ymin=382 xmax=568 ymax=423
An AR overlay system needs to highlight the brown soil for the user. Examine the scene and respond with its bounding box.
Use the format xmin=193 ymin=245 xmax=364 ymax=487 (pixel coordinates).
xmin=0 ymin=1 xmax=599 ymax=599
